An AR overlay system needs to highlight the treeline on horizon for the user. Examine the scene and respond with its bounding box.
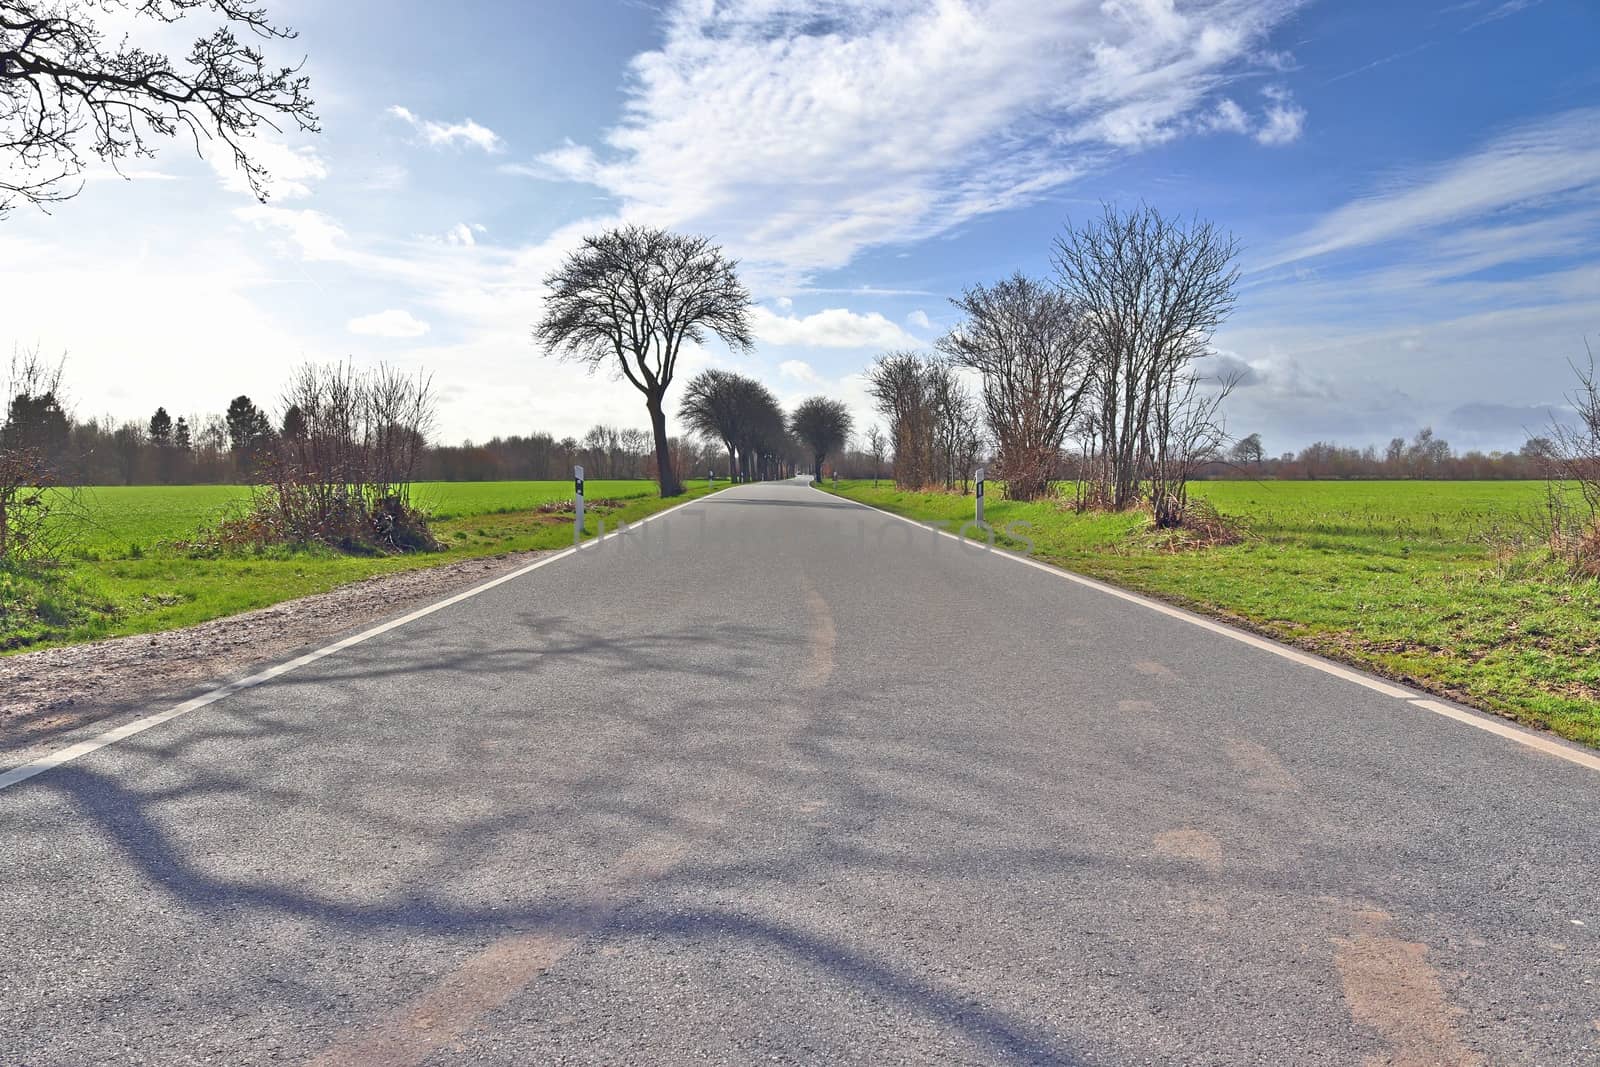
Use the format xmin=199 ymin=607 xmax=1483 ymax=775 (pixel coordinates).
xmin=15 ymin=398 xmax=1558 ymax=485
xmin=14 ymin=395 xmax=737 ymax=487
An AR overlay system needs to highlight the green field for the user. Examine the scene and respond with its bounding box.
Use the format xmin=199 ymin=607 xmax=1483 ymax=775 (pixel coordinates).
xmin=822 ymin=479 xmax=1600 ymax=749
xmin=50 ymin=480 xmax=681 ymax=558
xmin=4 ymin=480 xmax=711 ymax=651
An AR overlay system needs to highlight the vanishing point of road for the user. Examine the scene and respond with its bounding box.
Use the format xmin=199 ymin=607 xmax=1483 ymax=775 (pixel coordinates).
xmin=3 ymin=479 xmax=1597 ymax=1064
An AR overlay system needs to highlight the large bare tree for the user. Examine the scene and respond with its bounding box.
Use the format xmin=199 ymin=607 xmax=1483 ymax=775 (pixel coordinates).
xmin=938 ymin=272 xmax=1089 ymax=501
xmin=0 ymin=0 xmax=317 ymax=215
xmin=1053 ymin=203 xmax=1239 ymax=518
xmin=536 ymin=226 xmax=753 ymax=497
xmin=789 ymin=395 xmax=852 ymax=481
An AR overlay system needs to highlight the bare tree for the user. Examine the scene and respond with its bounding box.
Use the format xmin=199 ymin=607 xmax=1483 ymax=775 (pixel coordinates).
xmin=0 ymin=0 xmax=318 ymax=215
xmin=679 ymin=368 xmax=784 ymax=482
xmin=938 ymin=272 xmax=1088 ymax=501
xmin=866 ymin=351 xmax=936 ymax=489
xmin=865 ymin=424 xmax=886 ymax=487
xmin=536 ymin=226 xmax=753 ymax=497
xmin=679 ymin=368 xmax=744 ymax=479
xmin=1053 ymin=203 xmax=1240 ymax=516
xmin=1147 ymin=368 xmax=1236 ymax=527
xmin=865 ymin=352 xmax=982 ymax=492
xmin=789 ymin=396 xmax=853 ymax=481
xmin=1229 ymin=432 xmax=1264 ymax=467
xmin=928 ymin=361 xmax=980 ymax=492
xmin=1543 ymin=344 xmax=1600 ymax=573
xmin=733 ymin=377 xmax=785 ymax=482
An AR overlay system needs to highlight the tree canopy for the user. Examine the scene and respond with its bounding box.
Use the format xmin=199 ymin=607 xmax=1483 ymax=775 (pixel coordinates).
xmin=789 ymin=396 xmax=852 ymax=480
xmin=0 ymin=0 xmax=318 ymax=214
xmin=536 ymin=225 xmax=753 ymax=496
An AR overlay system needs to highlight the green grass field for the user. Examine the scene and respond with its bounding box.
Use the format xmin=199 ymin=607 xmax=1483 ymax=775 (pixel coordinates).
xmin=50 ymin=480 xmax=680 ymax=558
xmin=822 ymin=479 xmax=1600 ymax=749
xmin=4 ymin=480 xmax=712 ymax=652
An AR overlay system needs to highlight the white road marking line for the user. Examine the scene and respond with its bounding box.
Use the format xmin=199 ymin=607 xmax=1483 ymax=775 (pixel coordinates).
xmin=1405 ymin=699 xmax=1600 ymax=773
xmin=0 ymin=489 xmax=727 ymax=794
xmin=815 ymin=485 xmax=1600 ymax=775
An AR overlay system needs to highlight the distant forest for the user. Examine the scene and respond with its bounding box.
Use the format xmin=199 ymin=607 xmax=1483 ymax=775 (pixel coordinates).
xmin=11 ymin=392 xmax=1558 ymax=487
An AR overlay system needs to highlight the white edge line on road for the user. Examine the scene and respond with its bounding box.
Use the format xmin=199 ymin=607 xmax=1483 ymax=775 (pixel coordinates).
xmin=813 ymin=485 xmax=1600 ymax=775
xmin=0 ymin=488 xmax=729 ymax=794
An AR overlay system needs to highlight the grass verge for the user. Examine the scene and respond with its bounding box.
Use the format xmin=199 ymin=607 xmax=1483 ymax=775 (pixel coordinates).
xmin=821 ymin=479 xmax=1600 ymax=750
xmin=4 ymin=481 xmax=718 ymax=653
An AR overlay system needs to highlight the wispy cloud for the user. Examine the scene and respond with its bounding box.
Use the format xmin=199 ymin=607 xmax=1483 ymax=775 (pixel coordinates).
xmin=210 ymin=140 xmax=327 ymax=200
xmin=1320 ymin=41 xmax=1434 ymax=87
xmin=1462 ymin=0 xmax=1545 ymax=31
xmin=388 ymin=106 xmax=504 ymax=153
xmin=529 ymin=0 xmax=1304 ymax=283
xmin=1260 ymin=107 xmax=1600 ymax=269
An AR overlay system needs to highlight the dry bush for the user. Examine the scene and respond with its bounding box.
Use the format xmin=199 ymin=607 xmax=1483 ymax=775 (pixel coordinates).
xmin=0 ymin=350 xmax=75 ymax=566
xmin=1135 ymin=497 xmax=1246 ymax=553
xmin=194 ymin=363 xmax=442 ymax=555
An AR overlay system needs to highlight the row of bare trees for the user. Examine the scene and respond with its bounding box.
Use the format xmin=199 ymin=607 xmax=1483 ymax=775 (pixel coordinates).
xmin=678 ymin=369 xmax=808 ymax=481
xmin=865 ymin=353 xmax=983 ymax=493
xmin=867 ymin=204 xmax=1239 ymax=527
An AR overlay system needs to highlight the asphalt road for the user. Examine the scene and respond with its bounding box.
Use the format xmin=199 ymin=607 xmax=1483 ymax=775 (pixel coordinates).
xmin=3 ymin=478 xmax=1597 ymax=1065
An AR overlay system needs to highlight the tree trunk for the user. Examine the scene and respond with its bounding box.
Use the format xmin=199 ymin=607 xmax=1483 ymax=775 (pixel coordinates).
xmin=646 ymin=394 xmax=682 ymax=497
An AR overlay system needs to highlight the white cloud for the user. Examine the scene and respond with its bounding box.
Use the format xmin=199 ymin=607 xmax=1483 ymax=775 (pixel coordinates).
xmin=1263 ymin=107 xmax=1600 ymax=268
xmin=533 ymin=0 xmax=1301 ymax=283
xmin=906 ymin=309 xmax=932 ymax=330
xmin=234 ymin=205 xmax=348 ymax=261
xmin=1202 ymin=89 xmax=1302 ymax=144
xmin=1255 ymin=86 xmax=1305 ymax=145
xmin=435 ymin=222 xmax=487 ymax=247
xmin=348 ymin=309 xmax=431 ymax=339
xmin=778 ymin=359 xmax=822 ymax=384
xmin=210 ymin=141 xmax=328 ymax=200
xmin=751 ymin=306 xmax=920 ymax=349
xmin=388 ymin=106 xmax=504 ymax=153
xmin=1206 ymin=98 xmax=1252 ymax=134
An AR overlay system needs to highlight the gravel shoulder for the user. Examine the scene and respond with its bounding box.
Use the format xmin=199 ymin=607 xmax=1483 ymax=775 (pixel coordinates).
xmin=0 ymin=548 xmax=556 ymax=759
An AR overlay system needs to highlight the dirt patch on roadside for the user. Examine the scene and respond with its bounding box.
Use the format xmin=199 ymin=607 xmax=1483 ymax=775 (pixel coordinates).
xmin=0 ymin=549 xmax=556 ymax=755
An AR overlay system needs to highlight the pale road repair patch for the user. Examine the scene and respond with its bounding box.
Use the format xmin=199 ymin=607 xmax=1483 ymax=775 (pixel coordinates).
xmin=799 ymin=583 xmax=838 ymax=690
xmin=1153 ymin=828 xmax=1224 ymax=874
xmin=1332 ymin=908 xmax=1484 ymax=1067
xmin=305 ymin=829 xmax=707 ymax=1067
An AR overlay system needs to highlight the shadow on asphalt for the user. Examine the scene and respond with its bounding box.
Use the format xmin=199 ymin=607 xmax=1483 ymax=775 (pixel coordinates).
xmin=23 ymin=612 xmax=1123 ymax=1064
xmin=708 ymin=496 xmax=863 ymax=510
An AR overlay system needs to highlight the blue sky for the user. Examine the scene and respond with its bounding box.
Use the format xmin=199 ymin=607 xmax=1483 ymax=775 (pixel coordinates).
xmin=2 ymin=0 xmax=1596 ymax=455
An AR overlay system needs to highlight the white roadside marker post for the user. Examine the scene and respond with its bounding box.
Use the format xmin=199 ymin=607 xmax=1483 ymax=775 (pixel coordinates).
xmin=574 ymin=465 xmax=585 ymax=544
xmin=975 ymin=466 xmax=986 ymax=526
xmin=709 ymin=468 xmax=714 ymax=490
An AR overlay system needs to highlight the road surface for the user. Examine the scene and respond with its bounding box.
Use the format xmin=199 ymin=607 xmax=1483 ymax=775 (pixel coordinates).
xmin=3 ymin=479 xmax=1597 ymax=1065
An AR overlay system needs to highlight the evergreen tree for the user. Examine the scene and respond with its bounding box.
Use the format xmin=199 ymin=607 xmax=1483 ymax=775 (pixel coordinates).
xmin=148 ymin=407 xmax=173 ymax=446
